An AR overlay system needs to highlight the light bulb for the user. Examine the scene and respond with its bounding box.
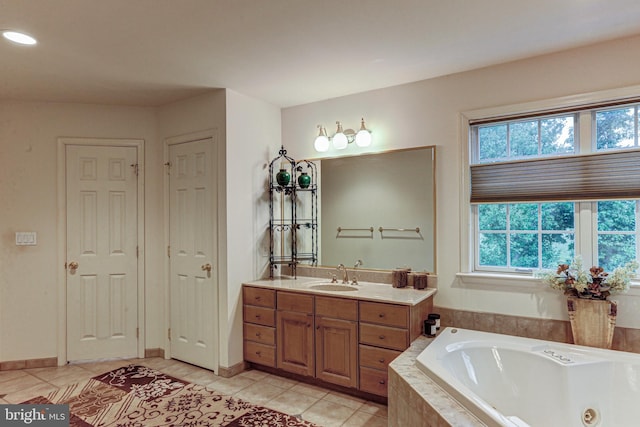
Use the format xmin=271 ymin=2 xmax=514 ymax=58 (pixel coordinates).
xmin=355 ymin=129 xmax=371 ymax=147
xmin=314 ymin=125 xmax=329 ymax=152
xmin=355 ymin=118 xmax=372 ymax=147
xmin=314 ymin=135 xmax=329 ymax=152
xmin=332 ymin=121 xmax=348 ymax=149
xmin=333 ymin=132 xmax=348 ymax=149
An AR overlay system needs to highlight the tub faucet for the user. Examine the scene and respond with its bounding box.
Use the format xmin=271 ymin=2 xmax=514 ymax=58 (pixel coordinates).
xmin=337 ymin=263 xmax=349 ymax=284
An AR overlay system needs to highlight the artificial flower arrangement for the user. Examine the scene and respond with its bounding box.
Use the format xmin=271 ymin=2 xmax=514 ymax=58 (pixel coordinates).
xmin=538 ymin=257 xmax=639 ymax=300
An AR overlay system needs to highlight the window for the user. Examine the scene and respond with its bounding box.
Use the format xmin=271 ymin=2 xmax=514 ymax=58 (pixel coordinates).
xmin=595 ymin=106 xmax=639 ymax=150
xmin=477 ymin=202 xmax=575 ymax=271
xmin=470 ymin=104 xmax=640 ymax=274
xmin=477 ymin=115 xmax=575 ymax=163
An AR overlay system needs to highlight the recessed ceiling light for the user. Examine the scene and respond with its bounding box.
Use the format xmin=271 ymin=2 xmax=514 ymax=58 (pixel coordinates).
xmin=2 ymin=30 xmax=37 ymax=46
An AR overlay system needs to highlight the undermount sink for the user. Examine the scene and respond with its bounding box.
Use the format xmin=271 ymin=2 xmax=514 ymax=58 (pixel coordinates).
xmin=309 ymin=283 xmax=358 ymax=292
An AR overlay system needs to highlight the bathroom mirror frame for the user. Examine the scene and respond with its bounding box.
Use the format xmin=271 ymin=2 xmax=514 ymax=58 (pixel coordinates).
xmin=304 ymin=145 xmax=436 ymax=273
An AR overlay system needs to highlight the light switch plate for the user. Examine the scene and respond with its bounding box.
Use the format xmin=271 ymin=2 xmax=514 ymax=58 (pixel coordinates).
xmin=16 ymin=231 xmax=37 ymax=246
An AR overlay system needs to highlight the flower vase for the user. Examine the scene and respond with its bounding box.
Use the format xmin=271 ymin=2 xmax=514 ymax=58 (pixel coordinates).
xmin=567 ymin=296 xmax=616 ymax=349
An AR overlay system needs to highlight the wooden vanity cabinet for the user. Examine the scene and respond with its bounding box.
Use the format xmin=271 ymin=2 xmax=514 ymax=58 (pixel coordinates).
xmin=315 ymin=296 xmax=358 ymax=388
xmin=358 ymin=301 xmax=412 ymax=397
xmin=243 ymin=286 xmax=276 ymax=367
xmin=243 ymin=284 xmax=433 ymax=399
xmin=276 ymin=291 xmax=315 ymax=377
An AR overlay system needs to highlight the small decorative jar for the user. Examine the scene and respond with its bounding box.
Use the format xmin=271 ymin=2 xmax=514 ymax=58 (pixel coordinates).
xmin=297 ymin=172 xmax=311 ymax=188
xmin=428 ymin=313 xmax=441 ymax=330
xmin=276 ymin=168 xmax=290 ymax=186
xmin=424 ymin=319 xmax=437 ymax=337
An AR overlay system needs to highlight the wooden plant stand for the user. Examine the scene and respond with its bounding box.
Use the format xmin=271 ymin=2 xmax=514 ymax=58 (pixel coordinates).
xmin=567 ymin=296 xmax=617 ymax=349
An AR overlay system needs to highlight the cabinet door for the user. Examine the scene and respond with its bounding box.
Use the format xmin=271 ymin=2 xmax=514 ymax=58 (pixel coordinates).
xmin=315 ymin=316 xmax=358 ymax=389
xmin=277 ymin=310 xmax=314 ymax=376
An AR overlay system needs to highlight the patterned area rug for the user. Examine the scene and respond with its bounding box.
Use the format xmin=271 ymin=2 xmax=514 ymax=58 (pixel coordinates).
xmin=23 ymin=364 xmax=318 ymax=426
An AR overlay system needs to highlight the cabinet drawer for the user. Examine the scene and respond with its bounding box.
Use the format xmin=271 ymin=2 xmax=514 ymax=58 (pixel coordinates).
xmin=243 ymin=323 xmax=275 ymax=345
xmin=316 ymin=296 xmax=357 ymax=321
xmin=359 ymin=344 xmax=402 ymax=370
xmin=277 ymin=291 xmax=314 ymax=313
xmin=243 ymin=305 xmax=275 ymax=327
xmin=244 ymin=341 xmax=276 ymax=367
xmin=359 ymin=323 xmax=408 ymax=351
xmin=243 ymin=286 xmax=276 ymax=308
xmin=359 ymin=301 xmax=408 ymax=328
xmin=359 ymin=366 xmax=388 ymax=397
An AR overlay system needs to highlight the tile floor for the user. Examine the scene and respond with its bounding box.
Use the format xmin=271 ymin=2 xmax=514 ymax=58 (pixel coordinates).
xmin=0 ymin=357 xmax=387 ymax=427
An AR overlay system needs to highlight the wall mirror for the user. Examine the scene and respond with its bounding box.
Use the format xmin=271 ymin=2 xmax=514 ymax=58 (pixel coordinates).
xmin=300 ymin=146 xmax=436 ymax=273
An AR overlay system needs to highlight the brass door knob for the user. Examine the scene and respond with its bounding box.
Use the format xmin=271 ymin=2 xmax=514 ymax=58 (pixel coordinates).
xmin=68 ymin=261 xmax=79 ymax=271
xmin=201 ymin=263 xmax=212 ymax=272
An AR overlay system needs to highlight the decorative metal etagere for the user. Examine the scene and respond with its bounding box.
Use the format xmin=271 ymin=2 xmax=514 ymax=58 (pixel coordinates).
xmin=268 ymin=146 xmax=318 ymax=279
xmin=293 ymin=159 xmax=318 ymax=271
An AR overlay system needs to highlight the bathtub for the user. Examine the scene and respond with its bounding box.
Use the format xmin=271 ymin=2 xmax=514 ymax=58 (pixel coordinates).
xmin=416 ymin=327 xmax=640 ymax=427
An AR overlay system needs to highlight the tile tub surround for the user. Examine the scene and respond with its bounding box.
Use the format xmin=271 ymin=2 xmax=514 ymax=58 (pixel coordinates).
xmin=434 ymin=306 xmax=640 ymax=354
xmin=388 ymin=336 xmax=485 ymax=427
xmin=389 ymin=309 xmax=640 ymax=426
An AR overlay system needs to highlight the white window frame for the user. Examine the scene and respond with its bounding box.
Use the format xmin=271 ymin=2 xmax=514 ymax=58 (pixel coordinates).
xmin=459 ymin=85 xmax=640 ymax=292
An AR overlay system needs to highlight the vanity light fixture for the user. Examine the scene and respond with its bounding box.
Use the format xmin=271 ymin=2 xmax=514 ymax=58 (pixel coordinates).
xmin=2 ymin=30 xmax=37 ymax=45
xmin=314 ymin=118 xmax=372 ymax=152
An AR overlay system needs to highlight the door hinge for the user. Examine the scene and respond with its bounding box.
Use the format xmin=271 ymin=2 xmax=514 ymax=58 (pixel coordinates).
xmin=168 ymin=328 xmax=171 ymax=341
xmin=130 ymin=163 xmax=139 ymax=177
xmin=167 ymin=245 xmax=170 ymax=258
xmin=136 ymin=327 xmax=139 ymax=339
xmin=136 ymin=246 xmax=139 ymax=258
xmin=164 ymin=161 xmax=172 ymax=175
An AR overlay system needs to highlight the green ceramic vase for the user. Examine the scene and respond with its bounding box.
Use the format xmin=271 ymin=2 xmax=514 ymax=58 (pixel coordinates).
xmin=276 ymin=168 xmax=290 ymax=186
xmin=297 ymin=172 xmax=311 ymax=188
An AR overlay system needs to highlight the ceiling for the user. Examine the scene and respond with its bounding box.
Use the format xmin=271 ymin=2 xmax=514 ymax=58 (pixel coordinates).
xmin=2 ymin=0 xmax=640 ymax=108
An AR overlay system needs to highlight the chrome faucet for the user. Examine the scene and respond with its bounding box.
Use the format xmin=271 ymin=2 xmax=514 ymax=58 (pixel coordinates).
xmin=337 ymin=263 xmax=349 ymax=284
xmin=351 ymin=260 xmax=363 ymax=285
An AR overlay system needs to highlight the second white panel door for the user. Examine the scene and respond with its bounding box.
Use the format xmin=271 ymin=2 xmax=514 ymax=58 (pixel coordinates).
xmin=169 ymin=137 xmax=218 ymax=372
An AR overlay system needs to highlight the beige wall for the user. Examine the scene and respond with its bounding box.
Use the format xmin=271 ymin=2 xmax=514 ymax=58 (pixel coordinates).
xmin=154 ymin=89 xmax=282 ymax=369
xmin=0 ymin=101 xmax=158 ymax=361
xmin=222 ymin=89 xmax=281 ymax=367
xmin=0 ymin=90 xmax=281 ymax=370
xmin=282 ymin=33 xmax=640 ymax=329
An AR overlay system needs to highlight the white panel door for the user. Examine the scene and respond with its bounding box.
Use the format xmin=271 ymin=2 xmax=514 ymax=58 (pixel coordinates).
xmin=66 ymin=145 xmax=138 ymax=361
xmin=169 ymin=137 xmax=218 ymax=371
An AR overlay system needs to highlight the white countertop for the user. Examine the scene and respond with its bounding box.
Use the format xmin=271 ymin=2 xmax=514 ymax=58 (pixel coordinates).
xmin=243 ymin=276 xmax=436 ymax=306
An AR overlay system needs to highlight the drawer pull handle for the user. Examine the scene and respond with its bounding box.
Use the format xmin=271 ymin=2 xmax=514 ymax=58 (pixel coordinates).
xmin=379 ymin=335 xmax=385 ymax=340
xmin=255 ymin=332 xmax=261 ymax=337
xmin=255 ymin=296 xmax=261 ymax=300
xmin=378 ymin=313 xmax=385 ymax=318
xmin=379 ymin=380 xmax=386 ymax=385
xmin=255 ymin=314 xmax=261 ymax=318
xmin=379 ymin=358 xmax=385 ymax=363
xmin=256 ymin=351 xmax=261 ymax=355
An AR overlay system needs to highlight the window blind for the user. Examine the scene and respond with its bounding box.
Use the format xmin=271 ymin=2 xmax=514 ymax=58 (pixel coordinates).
xmin=470 ymin=149 xmax=640 ymax=203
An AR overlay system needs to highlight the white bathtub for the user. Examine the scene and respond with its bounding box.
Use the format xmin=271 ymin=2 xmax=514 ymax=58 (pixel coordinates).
xmin=416 ymin=327 xmax=640 ymax=427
